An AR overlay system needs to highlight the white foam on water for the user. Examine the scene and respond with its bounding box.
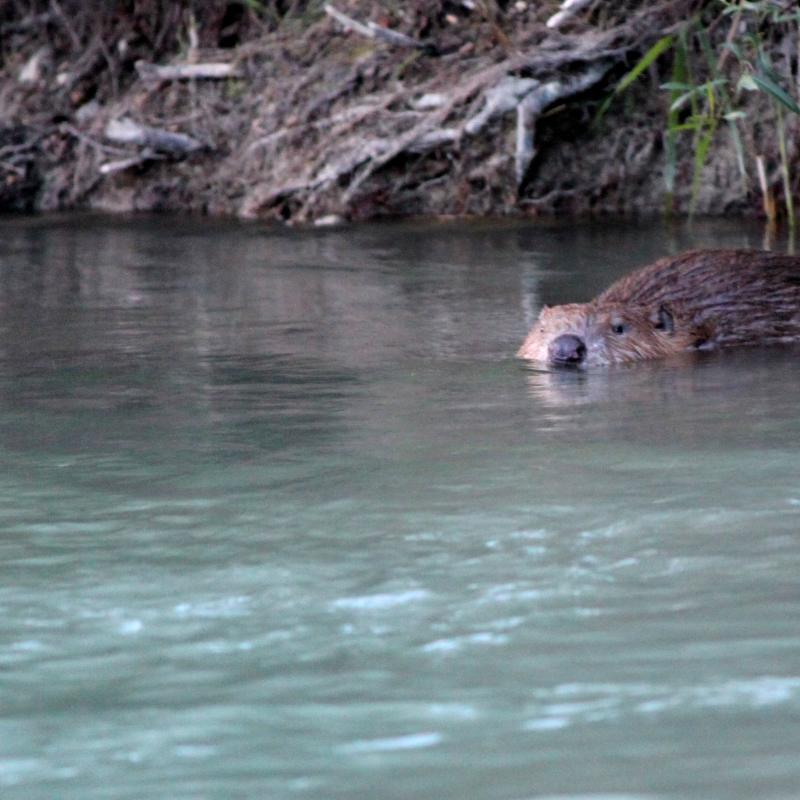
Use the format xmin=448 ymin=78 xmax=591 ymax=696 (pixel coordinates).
xmin=338 ymin=732 xmax=442 ymax=754
xmin=330 ymin=589 xmax=431 ymax=610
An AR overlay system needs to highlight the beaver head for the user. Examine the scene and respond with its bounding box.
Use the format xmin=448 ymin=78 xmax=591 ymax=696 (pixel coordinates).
xmin=517 ymin=302 xmax=705 ymax=367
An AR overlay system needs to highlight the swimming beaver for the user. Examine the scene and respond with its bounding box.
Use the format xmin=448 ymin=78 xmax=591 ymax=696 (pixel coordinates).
xmin=518 ymin=248 xmax=800 ymax=366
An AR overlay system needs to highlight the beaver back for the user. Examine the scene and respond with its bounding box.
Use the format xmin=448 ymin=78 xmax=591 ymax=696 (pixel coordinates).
xmin=598 ymin=249 xmax=800 ymax=346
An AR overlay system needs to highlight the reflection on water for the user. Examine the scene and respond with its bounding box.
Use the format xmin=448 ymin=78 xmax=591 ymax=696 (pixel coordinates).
xmin=0 ymin=215 xmax=799 ymax=800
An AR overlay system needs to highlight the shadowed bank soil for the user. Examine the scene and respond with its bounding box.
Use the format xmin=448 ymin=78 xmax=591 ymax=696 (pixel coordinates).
xmin=0 ymin=0 xmax=798 ymax=222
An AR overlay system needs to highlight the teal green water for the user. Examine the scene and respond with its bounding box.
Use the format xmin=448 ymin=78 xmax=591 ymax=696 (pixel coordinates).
xmin=0 ymin=215 xmax=799 ymax=799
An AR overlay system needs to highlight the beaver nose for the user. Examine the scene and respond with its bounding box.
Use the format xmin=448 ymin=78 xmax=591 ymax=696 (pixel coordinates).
xmin=548 ymin=334 xmax=587 ymax=365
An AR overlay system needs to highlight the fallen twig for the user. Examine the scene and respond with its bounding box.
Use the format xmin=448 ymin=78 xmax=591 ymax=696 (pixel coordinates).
xmin=0 ymin=160 xmax=27 ymax=176
xmin=62 ymin=123 xmax=161 ymax=175
xmin=62 ymin=123 xmax=132 ymax=156
xmin=547 ymin=0 xmax=594 ymax=29
xmin=324 ymin=4 xmax=433 ymax=51
xmin=0 ymin=11 xmax=53 ymax=34
xmin=0 ymin=139 xmax=41 ymax=159
xmin=49 ymin=0 xmax=82 ymax=51
xmin=99 ymin=153 xmax=163 ymax=174
xmin=519 ymin=188 xmax=577 ymax=206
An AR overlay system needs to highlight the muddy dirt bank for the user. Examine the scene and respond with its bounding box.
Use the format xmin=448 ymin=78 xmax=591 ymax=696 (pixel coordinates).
xmin=1 ymin=1 xmax=798 ymax=223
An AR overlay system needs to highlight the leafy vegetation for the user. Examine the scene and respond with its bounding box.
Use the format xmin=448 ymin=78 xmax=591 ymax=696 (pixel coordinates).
xmin=609 ymin=0 xmax=800 ymax=226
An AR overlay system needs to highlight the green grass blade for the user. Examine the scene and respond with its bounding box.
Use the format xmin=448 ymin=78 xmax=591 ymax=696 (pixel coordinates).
xmin=690 ymin=124 xmax=717 ymax=217
xmin=726 ymin=118 xmax=747 ymax=178
xmin=616 ymin=34 xmax=676 ymax=95
xmin=595 ymin=34 xmax=676 ymax=122
xmin=697 ymin=27 xmax=718 ymax=76
xmin=720 ymin=41 xmax=744 ymax=61
xmin=750 ymin=72 xmax=800 ymax=116
xmin=664 ymin=33 xmax=690 ymax=201
xmin=776 ymin=104 xmax=796 ymax=229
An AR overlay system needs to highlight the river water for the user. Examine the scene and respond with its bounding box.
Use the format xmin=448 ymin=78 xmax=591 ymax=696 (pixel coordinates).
xmin=1 ymin=214 xmax=799 ymax=800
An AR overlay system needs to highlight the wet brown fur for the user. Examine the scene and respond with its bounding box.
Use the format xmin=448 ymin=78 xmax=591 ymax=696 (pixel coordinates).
xmin=518 ymin=249 xmax=800 ymax=366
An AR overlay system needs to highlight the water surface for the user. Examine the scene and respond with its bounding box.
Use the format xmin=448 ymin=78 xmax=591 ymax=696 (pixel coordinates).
xmin=1 ymin=215 xmax=799 ymax=800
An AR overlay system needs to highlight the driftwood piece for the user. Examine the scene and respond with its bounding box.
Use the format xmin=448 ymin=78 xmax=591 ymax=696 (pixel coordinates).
xmin=105 ymin=118 xmax=203 ymax=155
xmin=135 ymin=60 xmax=238 ymax=81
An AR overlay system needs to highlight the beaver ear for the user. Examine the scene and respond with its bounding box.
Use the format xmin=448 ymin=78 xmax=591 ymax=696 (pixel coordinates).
xmin=652 ymin=305 xmax=674 ymax=334
xmin=692 ymin=321 xmax=714 ymax=349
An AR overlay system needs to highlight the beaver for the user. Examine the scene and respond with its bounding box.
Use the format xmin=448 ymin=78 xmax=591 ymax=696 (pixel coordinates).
xmin=518 ymin=248 xmax=800 ymax=366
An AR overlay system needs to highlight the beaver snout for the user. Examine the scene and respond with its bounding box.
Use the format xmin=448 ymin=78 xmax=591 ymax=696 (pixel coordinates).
xmin=548 ymin=334 xmax=587 ymax=365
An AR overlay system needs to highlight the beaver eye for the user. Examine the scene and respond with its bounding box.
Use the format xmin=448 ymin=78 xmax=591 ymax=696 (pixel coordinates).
xmin=611 ymin=322 xmax=625 ymax=335
xmin=653 ymin=306 xmax=674 ymax=334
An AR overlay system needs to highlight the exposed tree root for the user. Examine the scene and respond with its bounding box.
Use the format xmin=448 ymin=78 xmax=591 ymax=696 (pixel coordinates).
xmin=0 ymin=0 xmax=788 ymax=221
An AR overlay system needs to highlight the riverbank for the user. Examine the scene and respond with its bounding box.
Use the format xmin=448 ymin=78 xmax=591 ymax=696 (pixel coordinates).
xmin=1 ymin=0 xmax=798 ymax=223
